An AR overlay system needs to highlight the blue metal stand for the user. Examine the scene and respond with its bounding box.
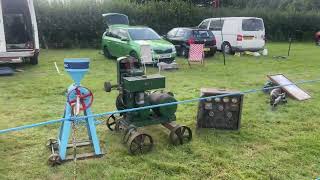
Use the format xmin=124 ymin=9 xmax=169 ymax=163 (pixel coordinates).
xmin=48 ymin=58 xmax=103 ymax=165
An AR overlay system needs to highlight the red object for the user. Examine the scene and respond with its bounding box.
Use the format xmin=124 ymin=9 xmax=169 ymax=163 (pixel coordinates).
xmin=187 ymin=37 xmax=195 ymax=45
xmin=237 ymin=34 xmax=243 ymax=41
xmin=212 ymin=36 xmax=217 ymax=45
xmin=315 ymin=31 xmax=320 ymax=40
xmin=67 ymin=87 xmax=94 ymax=111
xmin=212 ymin=0 xmax=220 ymax=8
xmin=189 ymin=44 xmax=204 ymax=63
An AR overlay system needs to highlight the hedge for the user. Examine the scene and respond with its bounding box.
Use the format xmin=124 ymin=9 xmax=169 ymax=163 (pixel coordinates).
xmin=34 ymin=0 xmax=320 ymax=48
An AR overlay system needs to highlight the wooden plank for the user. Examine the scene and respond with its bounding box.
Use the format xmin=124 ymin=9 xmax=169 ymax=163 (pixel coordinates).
xmin=65 ymin=152 xmax=104 ymax=161
xmin=268 ymin=74 xmax=311 ymax=101
xmin=66 ymin=141 xmax=92 ymax=148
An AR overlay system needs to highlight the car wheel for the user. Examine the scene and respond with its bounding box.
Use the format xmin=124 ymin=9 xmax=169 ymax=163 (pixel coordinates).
xmin=222 ymin=42 xmax=234 ymax=55
xmin=129 ymin=51 xmax=139 ymax=60
xmin=103 ymin=46 xmax=113 ymax=59
xmin=30 ymin=53 xmax=39 ymax=65
xmin=181 ymin=47 xmax=189 ymax=58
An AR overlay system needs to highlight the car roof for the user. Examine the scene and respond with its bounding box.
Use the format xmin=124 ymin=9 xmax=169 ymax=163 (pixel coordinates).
xmin=173 ymin=27 xmax=211 ymax=31
xmin=203 ymin=17 xmax=263 ymax=21
xmin=110 ymin=24 xmax=150 ymax=29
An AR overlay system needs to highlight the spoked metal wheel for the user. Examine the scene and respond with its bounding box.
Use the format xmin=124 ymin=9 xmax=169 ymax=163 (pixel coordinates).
xmin=106 ymin=114 xmax=121 ymax=131
xmin=48 ymin=153 xmax=62 ymax=166
xmin=169 ymin=125 xmax=192 ymax=146
xmin=122 ymin=126 xmax=137 ymax=144
xmin=46 ymin=138 xmax=58 ymax=149
xmin=127 ymin=133 xmax=153 ymax=155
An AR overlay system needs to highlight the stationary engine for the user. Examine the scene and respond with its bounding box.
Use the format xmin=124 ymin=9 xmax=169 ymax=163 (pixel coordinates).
xmin=104 ymin=56 xmax=192 ymax=155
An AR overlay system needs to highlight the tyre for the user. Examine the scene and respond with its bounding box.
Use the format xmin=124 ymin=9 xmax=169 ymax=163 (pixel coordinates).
xmin=181 ymin=46 xmax=189 ymax=58
xmin=30 ymin=53 xmax=39 ymax=65
xmin=222 ymin=42 xmax=234 ymax=55
xmin=103 ymin=46 xmax=113 ymax=59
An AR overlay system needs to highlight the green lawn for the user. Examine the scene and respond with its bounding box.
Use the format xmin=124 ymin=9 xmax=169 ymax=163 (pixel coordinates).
xmin=0 ymin=43 xmax=320 ymax=179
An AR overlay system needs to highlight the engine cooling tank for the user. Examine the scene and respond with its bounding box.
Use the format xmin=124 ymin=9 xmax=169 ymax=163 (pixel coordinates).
xmin=148 ymin=92 xmax=177 ymax=118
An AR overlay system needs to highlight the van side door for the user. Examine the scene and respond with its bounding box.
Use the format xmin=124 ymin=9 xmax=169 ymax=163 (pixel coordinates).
xmin=221 ymin=19 xmax=238 ymax=49
xmin=209 ymin=19 xmax=224 ymax=50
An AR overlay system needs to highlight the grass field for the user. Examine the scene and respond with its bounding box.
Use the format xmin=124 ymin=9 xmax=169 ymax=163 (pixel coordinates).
xmin=0 ymin=43 xmax=320 ymax=180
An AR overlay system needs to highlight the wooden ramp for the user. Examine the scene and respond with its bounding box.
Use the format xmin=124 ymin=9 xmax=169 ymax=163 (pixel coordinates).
xmin=268 ymin=74 xmax=311 ymax=101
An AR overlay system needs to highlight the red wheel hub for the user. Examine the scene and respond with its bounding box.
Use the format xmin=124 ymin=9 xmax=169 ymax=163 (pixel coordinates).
xmin=67 ymin=87 xmax=94 ymax=111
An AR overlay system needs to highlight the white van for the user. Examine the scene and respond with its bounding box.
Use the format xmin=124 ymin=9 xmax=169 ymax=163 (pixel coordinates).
xmin=0 ymin=0 xmax=39 ymax=65
xmin=198 ymin=17 xmax=265 ymax=54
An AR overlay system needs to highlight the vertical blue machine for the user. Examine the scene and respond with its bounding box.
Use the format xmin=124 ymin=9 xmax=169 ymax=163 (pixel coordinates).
xmin=47 ymin=58 xmax=103 ymax=166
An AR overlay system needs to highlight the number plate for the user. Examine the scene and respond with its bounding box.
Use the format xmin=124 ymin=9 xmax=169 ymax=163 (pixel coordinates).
xmin=159 ymin=53 xmax=171 ymax=59
xmin=243 ymin=36 xmax=254 ymax=40
xmin=204 ymin=48 xmax=211 ymax=52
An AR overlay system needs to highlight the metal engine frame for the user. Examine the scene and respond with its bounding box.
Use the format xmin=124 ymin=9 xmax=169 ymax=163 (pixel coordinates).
xmin=104 ymin=56 xmax=192 ymax=155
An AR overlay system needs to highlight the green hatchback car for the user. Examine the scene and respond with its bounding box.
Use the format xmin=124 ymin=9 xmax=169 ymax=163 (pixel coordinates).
xmin=101 ymin=13 xmax=176 ymax=64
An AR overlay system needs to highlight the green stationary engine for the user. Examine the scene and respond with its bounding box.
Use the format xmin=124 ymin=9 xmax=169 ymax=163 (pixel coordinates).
xmin=104 ymin=56 xmax=192 ymax=155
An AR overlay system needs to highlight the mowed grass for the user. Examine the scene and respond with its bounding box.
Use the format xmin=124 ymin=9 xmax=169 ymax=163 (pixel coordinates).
xmin=0 ymin=43 xmax=320 ymax=180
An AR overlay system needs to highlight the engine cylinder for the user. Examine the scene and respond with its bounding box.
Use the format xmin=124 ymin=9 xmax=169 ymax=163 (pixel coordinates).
xmin=148 ymin=92 xmax=177 ymax=118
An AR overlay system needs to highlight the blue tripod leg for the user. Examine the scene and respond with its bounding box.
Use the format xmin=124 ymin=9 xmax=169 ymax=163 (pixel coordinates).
xmin=58 ymin=104 xmax=72 ymax=160
xmin=85 ymin=108 xmax=102 ymax=155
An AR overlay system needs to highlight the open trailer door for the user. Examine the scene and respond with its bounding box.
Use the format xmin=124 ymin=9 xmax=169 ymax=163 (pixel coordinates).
xmin=0 ymin=0 xmax=39 ymax=65
xmin=0 ymin=0 xmax=6 ymax=53
xmin=27 ymin=0 xmax=39 ymax=51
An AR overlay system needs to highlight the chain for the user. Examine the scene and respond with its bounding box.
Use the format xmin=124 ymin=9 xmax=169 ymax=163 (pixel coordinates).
xmin=71 ymin=95 xmax=81 ymax=180
xmin=71 ymin=120 xmax=77 ymax=180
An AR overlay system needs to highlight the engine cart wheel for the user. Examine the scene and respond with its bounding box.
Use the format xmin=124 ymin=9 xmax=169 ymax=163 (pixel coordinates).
xmin=169 ymin=125 xmax=192 ymax=146
xmin=48 ymin=153 xmax=62 ymax=166
xmin=122 ymin=126 xmax=137 ymax=144
xmin=46 ymin=139 xmax=58 ymax=149
xmin=127 ymin=133 xmax=153 ymax=155
xmin=181 ymin=46 xmax=189 ymax=58
xmin=106 ymin=114 xmax=118 ymax=131
xmin=114 ymin=119 xmax=125 ymax=132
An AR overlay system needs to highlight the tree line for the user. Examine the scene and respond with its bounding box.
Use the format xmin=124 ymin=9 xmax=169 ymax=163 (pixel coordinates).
xmin=34 ymin=0 xmax=320 ymax=48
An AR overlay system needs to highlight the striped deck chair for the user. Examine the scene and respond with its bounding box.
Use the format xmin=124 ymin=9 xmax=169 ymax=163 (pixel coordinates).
xmin=188 ymin=44 xmax=204 ymax=66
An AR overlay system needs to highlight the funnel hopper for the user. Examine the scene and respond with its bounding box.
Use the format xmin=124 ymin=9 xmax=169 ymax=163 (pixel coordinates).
xmin=64 ymin=58 xmax=90 ymax=85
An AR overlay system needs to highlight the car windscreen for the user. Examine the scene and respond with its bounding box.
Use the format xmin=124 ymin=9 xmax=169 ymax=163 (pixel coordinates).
xmin=242 ymin=19 xmax=264 ymax=31
xmin=193 ymin=30 xmax=214 ymax=38
xmin=128 ymin=28 xmax=161 ymax=40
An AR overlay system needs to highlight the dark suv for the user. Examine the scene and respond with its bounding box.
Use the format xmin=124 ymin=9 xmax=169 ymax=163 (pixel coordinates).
xmin=165 ymin=28 xmax=217 ymax=58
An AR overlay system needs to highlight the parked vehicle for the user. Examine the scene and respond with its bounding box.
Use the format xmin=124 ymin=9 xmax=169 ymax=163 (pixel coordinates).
xmin=101 ymin=13 xmax=176 ymax=64
xmin=165 ymin=27 xmax=217 ymax=58
xmin=0 ymin=0 xmax=39 ymax=65
xmin=198 ymin=17 xmax=265 ymax=54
